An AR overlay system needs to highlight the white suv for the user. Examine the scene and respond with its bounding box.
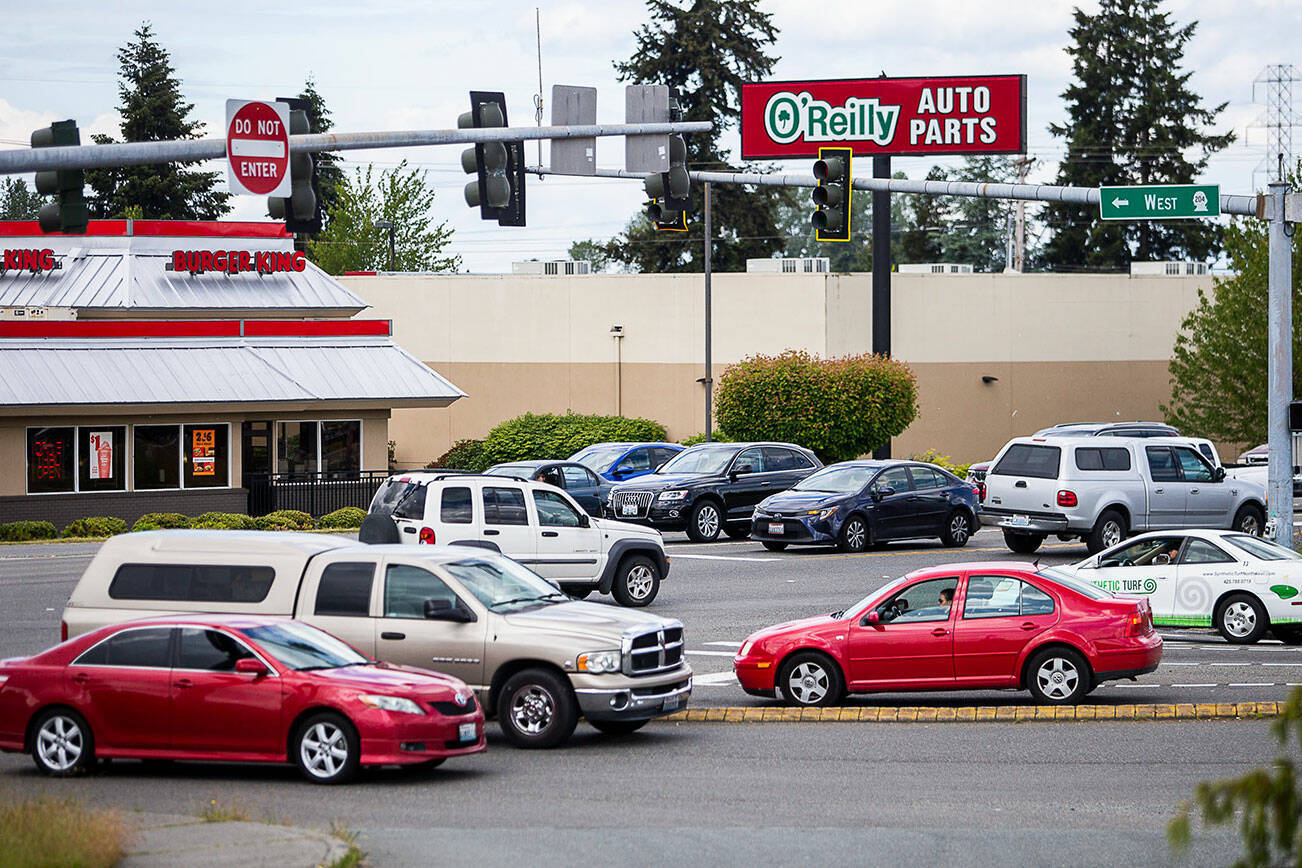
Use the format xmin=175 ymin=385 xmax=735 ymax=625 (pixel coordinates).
xmin=361 ymin=472 xmax=670 ymax=607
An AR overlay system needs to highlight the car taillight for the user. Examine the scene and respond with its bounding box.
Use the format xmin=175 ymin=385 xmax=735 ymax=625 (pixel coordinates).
xmin=61 ymin=621 xmax=67 ymax=642
xmin=1125 ymin=608 xmax=1151 ymax=637
xmin=1057 ymin=490 xmax=1078 ymax=507
xmin=418 ymin=527 xmax=436 ymax=545
xmin=974 ymin=484 xmax=985 ymax=502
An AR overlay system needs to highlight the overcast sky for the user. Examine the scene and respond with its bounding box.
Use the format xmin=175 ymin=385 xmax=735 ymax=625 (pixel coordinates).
xmin=1 ymin=0 xmax=1296 ymax=271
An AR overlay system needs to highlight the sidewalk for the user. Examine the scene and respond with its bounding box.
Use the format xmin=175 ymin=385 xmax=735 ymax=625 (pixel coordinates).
xmin=122 ymin=812 xmax=351 ymax=867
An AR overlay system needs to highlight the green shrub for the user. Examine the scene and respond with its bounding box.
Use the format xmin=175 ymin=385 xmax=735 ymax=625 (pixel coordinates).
xmin=190 ymin=512 xmax=257 ymax=530
xmin=715 ymin=350 xmax=918 ymax=463
xmin=678 ymin=431 xmax=730 ymax=448
xmin=908 ymin=450 xmax=972 ymax=479
xmin=130 ymin=513 xmax=192 ymax=532
xmin=255 ymin=510 xmax=315 ymax=531
xmin=319 ymin=507 xmax=366 ymax=529
xmin=61 ymin=517 xmax=129 ymax=539
xmin=479 ymin=412 xmax=668 ymax=466
xmin=0 ymin=520 xmax=58 ymax=542
xmin=427 ymin=438 xmax=490 ymax=472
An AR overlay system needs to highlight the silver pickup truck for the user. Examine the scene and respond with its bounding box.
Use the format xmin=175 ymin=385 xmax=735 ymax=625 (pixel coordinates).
xmin=981 ymin=436 xmax=1266 ymax=555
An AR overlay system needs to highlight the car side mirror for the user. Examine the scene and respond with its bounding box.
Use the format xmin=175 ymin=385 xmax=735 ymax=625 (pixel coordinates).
xmin=731 ymin=464 xmax=753 ymax=479
xmin=578 ymin=513 xmax=591 ymax=528
xmin=1213 ymin=466 xmax=1226 ymax=482
xmin=864 ymin=610 xmax=880 ymax=626
xmin=424 ymin=598 xmax=476 ymax=623
xmin=235 ymin=657 xmax=268 ymax=676
xmin=873 ymin=486 xmax=894 ymax=501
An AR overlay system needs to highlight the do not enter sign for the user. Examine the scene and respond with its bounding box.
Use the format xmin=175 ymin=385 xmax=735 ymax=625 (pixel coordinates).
xmin=225 ymin=99 xmax=291 ymax=197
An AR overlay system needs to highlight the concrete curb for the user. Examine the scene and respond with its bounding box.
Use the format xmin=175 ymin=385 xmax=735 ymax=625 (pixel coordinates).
xmin=122 ymin=812 xmax=352 ymax=867
xmin=655 ymin=701 xmax=1281 ymax=723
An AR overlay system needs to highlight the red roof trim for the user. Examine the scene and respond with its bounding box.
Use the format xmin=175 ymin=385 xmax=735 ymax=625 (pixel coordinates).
xmin=0 ymin=320 xmax=390 ymax=339
xmin=343 ymin=271 xmax=378 ymax=276
xmin=243 ymin=320 xmax=391 ymax=337
xmin=0 ymin=220 xmax=289 ymax=239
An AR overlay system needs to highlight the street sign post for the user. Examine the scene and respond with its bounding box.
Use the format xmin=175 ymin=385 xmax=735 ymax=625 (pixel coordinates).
xmin=225 ymin=100 xmax=291 ymax=198
xmin=1099 ymin=184 xmax=1220 ymax=220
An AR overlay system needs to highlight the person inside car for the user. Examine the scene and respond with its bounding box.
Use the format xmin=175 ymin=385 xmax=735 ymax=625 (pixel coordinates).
xmin=938 ymin=587 xmax=954 ymax=610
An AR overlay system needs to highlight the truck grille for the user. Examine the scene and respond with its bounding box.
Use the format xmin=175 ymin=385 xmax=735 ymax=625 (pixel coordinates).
xmin=612 ymin=490 xmax=655 ymax=519
xmin=624 ymin=625 xmax=684 ymax=676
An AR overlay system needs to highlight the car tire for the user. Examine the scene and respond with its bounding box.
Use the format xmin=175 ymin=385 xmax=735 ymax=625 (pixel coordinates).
xmin=589 ymin=719 xmax=649 ymax=736
xmin=497 ymin=668 xmax=578 ymax=749
xmin=1025 ymin=647 xmax=1091 ymax=705
xmin=1085 ymin=510 xmax=1127 ymax=555
xmin=723 ymin=523 xmax=751 ymax=540
xmin=1272 ymin=627 xmax=1302 ymax=645
xmin=1003 ymin=530 xmax=1044 ymax=554
xmin=685 ymin=500 xmax=723 ymax=543
xmin=1215 ymin=593 xmax=1269 ymax=644
xmin=358 ymin=512 xmax=401 ymax=545
xmin=837 ymin=516 xmax=869 ymax=553
xmin=941 ymin=510 xmax=973 ymax=548
xmin=761 ymin=541 xmax=789 ymax=552
xmin=1233 ymin=504 xmax=1265 ymax=537
xmin=611 ymin=555 xmax=659 ymax=607
xmin=777 ymin=652 xmax=845 ymax=707
xmin=293 ymin=711 xmax=360 ymax=784
xmin=30 ymin=708 xmax=95 ymax=777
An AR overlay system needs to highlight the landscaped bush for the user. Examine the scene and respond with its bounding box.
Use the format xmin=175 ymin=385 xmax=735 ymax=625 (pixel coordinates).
xmin=909 ymin=449 xmax=972 ymax=480
xmin=190 ymin=512 xmax=257 ymax=530
xmin=319 ymin=507 xmax=366 ymax=529
xmin=478 ymin=412 xmax=668 ymax=466
xmin=715 ymin=350 xmax=918 ymax=463
xmin=61 ymin=517 xmax=129 ymax=539
xmin=427 ymin=438 xmax=490 ymax=472
xmin=678 ymin=431 xmax=730 ymax=448
xmin=255 ymin=510 xmax=315 ymax=531
xmin=130 ymin=513 xmax=192 ymax=532
xmin=0 ymin=520 xmax=58 ymax=542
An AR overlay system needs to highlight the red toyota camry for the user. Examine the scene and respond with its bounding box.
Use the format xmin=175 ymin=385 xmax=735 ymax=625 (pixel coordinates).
xmin=734 ymin=563 xmax=1161 ymax=706
xmin=0 ymin=615 xmax=485 ymax=783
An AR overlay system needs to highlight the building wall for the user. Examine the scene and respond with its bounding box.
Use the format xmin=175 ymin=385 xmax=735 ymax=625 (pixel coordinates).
xmin=343 ymin=271 xmax=1210 ymax=466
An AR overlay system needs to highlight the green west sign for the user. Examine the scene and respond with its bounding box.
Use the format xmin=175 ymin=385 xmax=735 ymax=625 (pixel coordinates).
xmin=1099 ymin=184 xmax=1220 ymax=220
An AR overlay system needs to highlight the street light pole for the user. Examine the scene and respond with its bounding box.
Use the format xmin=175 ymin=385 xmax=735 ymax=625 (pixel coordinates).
xmin=703 ymin=181 xmax=713 ymax=442
xmin=1267 ymin=180 xmax=1295 ymax=545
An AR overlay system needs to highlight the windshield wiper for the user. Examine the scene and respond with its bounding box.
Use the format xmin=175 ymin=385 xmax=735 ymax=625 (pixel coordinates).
xmin=296 ymin=663 xmax=345 ymax=671
xmin=490 ymin=595 xmax=551 ymax=609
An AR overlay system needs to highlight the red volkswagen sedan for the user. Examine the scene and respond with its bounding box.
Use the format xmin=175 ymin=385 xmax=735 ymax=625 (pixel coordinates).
xmin=0 ymin=615 xmax=485 ymax=783
xmin=734 ymin=563 xmax=1161 ymax=706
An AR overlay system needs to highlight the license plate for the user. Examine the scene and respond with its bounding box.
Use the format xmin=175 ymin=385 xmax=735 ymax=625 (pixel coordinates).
xmin=621 ymin=503 xmax=638 ymax=516
xmin=662 ymin=695 xmax=681 ymax=712
xmin=458 ymin=722 xmax=477 ymax=742
xmin=768 ymin=522 xmax=784 ymax=535
xmin=1008 ymin=514 xmax=1030 ymax=527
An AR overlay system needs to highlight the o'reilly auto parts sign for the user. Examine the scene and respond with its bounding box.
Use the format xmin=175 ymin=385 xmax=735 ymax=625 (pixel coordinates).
xmin=741 ymin=75 xmax=1026 ymax=159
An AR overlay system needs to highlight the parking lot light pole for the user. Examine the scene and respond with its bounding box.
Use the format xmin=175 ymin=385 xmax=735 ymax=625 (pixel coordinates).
xmin=704 ymin=181 xmax=713 ymax=443
xmin=1267 ymin=180 xmax=1295 ymax=544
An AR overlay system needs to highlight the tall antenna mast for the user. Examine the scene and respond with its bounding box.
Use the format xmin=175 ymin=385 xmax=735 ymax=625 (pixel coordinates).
xmin=1250 ymin=64 xmax=1299 ymax=188
xmin=534 ymin=8 xmax=544 ymax=167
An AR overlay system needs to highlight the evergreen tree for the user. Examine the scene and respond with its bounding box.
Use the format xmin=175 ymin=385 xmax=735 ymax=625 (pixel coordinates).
xmin=896 ymin=166 xmax=952 ymax=264
xmin=599 ymin=0 xmax=782 ymax=272
xmin=86 ymin=22 xmax=230 ymax=220
xmin=771 ymin=167 xmax=911 ymax=272
xmin=1042 ymin=0 xmax=1232 ymax=271
xmin=295 ymin=76 xmax=345 ymax=227
xmin=940 ymin=156 xmax=1018 ymax=272
xmin=0 ymin=179 xmax=42 ymax=219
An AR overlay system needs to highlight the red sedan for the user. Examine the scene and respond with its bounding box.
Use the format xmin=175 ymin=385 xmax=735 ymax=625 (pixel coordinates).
xmin=734 ymin=563 xmax=1161 ymax=706
xmin=0 ymin=615 xmax=485 ymax=783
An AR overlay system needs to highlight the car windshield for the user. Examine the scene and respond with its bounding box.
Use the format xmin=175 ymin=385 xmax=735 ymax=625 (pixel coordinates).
xmin=442 ymin=557 xmax=567 ymax=611
xmin=794 ymin=465 xmax=874 ymax=493
xmin=1224 ymin=534 xmax=1302 ymax=562
xmin=573 ymin=447 xmax=628 ymax=474
xmin=242 ymin=621 xmax=371 ymax=671
xmin=843 ymin=578 xmax=908 ymax=618
xmin=1037 ymin=566 xmax=1114 ymax=600
xmin=370 ymin=478 xmax=420 ymax=513
xmin=657 ymin=446 xmax=737 ymax=475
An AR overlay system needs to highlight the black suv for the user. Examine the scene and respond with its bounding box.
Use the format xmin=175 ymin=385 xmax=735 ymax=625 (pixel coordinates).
xmin=605 ymin=442 xmax=822 ymax=542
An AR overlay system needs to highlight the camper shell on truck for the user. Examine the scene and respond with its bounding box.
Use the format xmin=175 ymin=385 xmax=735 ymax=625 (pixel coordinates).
xmin=63 ymin=531 xmax=692 ymax=748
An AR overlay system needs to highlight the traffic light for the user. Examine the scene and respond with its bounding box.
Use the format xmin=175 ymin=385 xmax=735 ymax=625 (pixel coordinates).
xmin=31 ymin=120 xmax=87 ymax=234
xmin=644 ymin=90 xmax=689 ymax=232
xmin=812 ymin=146 xmax=852 ymax=242
xmin=460 ymin=91 xmax=525 ymax=227
xmin=268 ymin=98 xmax=321 ymax=235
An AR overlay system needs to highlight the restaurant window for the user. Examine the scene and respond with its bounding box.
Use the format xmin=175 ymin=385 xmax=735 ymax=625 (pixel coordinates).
xmin=27 ymin=427 xmax=75 ymax=494
xmin=78 ymin=426 xmax=127 ymax=492
xmin=278 ymin=422 xmax=318 ymax=475
xmin=134 ymin=426 xmax=181 ymax=490
xmin=183 ymin=424 xmax=229 ymax=488
xmin=322 ymin=421 xmax=361 ymax=475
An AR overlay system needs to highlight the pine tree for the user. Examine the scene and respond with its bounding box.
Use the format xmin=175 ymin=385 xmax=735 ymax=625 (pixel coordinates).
xmin=295 ymin=76 xmax=345 ymax=225
xmin=0 ymin=179 xmax=42 ymax=219
xmin=600 ymin=0 xmax=782 ymax=272
xmin=1042 ymin=0 xmax=1232 ymax=271
xmin=897 ymin=167 xmax=952 ymax=264
xmin=86 ymin=22 xmax=230 ymax=220
xmin=940 ymin=156 xmax=1018 ymax=272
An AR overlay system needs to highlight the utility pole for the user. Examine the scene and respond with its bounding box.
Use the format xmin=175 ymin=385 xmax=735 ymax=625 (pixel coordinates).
xmin=703 ymin=181 xmax=713 ymax=442
xmin=1013 ymin=156 xmax=1033 ymax=272
xmin=1267 ymin=179 xmax=1295 ymax=544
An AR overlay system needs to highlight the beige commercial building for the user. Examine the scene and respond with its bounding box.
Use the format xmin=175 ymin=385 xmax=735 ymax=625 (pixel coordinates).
xmin=341 ymin=269 xmax=1210 ymax=467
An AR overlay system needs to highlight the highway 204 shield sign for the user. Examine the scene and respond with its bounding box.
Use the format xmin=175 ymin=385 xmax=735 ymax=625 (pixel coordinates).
xmin=1099 ymin=184 xmax=1221 ymax=220
xmin=225 ymin=99 xmax=291 ymax=197
xmin=740 ymin=75 xmax=1026 ymax=160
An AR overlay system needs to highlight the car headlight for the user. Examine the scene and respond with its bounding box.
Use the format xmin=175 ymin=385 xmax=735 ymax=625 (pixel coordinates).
xmin=657 ymin=490 xmax=688 ymax=502
xmin=358 ymin=694 xmax=426 ymax=715
xmin=577 ymin=650 xmax=622 ymax=673
xmin=738 ymin=640 xmax=754 ymax=657
xmin=807 ymin=506 xmax=839 ymax=520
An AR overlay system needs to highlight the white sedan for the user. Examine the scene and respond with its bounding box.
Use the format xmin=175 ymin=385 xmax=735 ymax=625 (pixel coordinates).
xmin=1059 ymin=529 xmax=1302 ymax=644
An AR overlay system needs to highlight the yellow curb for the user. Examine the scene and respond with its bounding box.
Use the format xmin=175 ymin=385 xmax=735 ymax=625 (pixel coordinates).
xmin=957 ymin=707 xmax=976 ymax=722
xmin=724 ymin=708 xmax=745 ymax=722
xmin=1196 ymin=703 xmax=1219 ymax=718
xmin=897 ymin=708 xmax=919 ymax=722
xmin=704 ymin=707 xmax=727 ymax=722
xmin=658 ymin=703 xmax=1282 ymax=725
xmin=1217 ymin=703 xmax=1236 ymax=717
xmin=878 ymin=708 xmax=897 ymax=722
xmin=1116 ymin=705 xmax=1136 ymax=720
xmin=1155 ymin=704 xmax=1175 ymax=719
xmin=1075 ymin=706 xmax=1096 ymax=720
xmin=936 ymin=708 xmax=957 ymax=722
xmin=1175 ymin=704 xmax=1196 ymax=719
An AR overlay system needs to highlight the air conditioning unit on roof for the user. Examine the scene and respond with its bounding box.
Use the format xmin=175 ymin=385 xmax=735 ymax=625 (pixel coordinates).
xmin=511 ymin=260 xmax=592 ymax=276
xmin=745 ymin=257 xmax=830 ymax=274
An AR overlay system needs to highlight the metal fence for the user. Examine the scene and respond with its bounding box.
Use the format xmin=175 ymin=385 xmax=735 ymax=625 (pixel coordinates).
xmin=245 ymin=471 xmax=391 ymax=518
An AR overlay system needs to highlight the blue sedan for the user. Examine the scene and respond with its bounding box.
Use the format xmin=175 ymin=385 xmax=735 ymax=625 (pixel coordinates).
xmin=568 ymin=442 xmax=684 ymax=483
xmin=750 ymin=460 xmax=981 ymax=553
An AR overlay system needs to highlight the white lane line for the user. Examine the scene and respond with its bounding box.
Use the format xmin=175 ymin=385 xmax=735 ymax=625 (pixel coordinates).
xmin=670 ymin=554 xmax=780 ymax=562
xmin=1228 ymin=682 xmax=1276 ymax=687
xmin=1211 ymin=662 xmax=1247 ymax=666
xmin=1170 ymin=684 xmax=1217 ymax=688
xmin=693 ymin=672 xmax=739 ymax=686
xmin=1161 ymin=662 xmax=1200 ymax=666
xmin=703 ymin=641 xmax=743 ymax=648
xmin=686 ymin=650 xmax=738 ymax=658
xmin=0 ymin=553 xmax=94 ymax=561
xmin=1262 ymin=662 xmax=1302 ymax=666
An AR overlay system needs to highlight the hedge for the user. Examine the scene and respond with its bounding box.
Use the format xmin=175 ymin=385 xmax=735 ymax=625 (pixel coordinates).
xmin=319 ymin=507 xmax=366 ymax=529
xmin=61 ymin=517 xmax=129 ymax=539
xmin=478 ymin=412 xmax=668 ymax=466
xmin=679 ymin=431 xmax=730 ymax=448
xmin=428 ymin=438 xmax=490 ymax=472
xmin=715 ymin=350 xmax=918 ymax=463
xmin=0 ymin=521 xmax=57 ymax=542
xmin=254 ymin=510 xmax=315 ymax=531
xmin=190 ymin=512 xmax=258 ymax=530
xmin=130 ymin=513 xmax=192 ymax=532
xmin=909 ymin=450 xmax=972 ymax=480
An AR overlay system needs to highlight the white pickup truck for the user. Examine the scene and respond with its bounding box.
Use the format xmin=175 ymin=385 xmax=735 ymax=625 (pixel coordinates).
xmin=981 ymin=436 xmax=1267 ymax=554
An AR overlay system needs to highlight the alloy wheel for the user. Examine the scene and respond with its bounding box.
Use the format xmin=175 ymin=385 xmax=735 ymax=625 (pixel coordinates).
xmin=1238 ymin=514 xmax=1261 ymax=536
xmin=1035 ymin=657 xmax=1080 ymax=701
xmin=843 ymin=520 xmax=866 ymax=550
xmin=36 ymin=715 xmax=83 ymax=772
xmin=511 ymin=685 xmax=556 ymax=735
xmin=1101 ymin=520 xmax=1124 ymax=549
xmin=949 ymin=514 xmax=970 ymax=545
xmin=696 ymin=505 xmax=719 ymax=539
xmin=1222 ymin=601 xmax=1257 ymax=638
xmin=300 ymin=722 xmax=349 ymax=780
xmin=625 ymin=564 xmax=655 ymax=601
xmin=788 ymin=661 xmax=830 ymax=705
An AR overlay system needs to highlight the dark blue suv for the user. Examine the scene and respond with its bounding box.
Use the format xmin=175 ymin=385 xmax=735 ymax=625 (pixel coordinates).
xmin=750 ymin=460 xmax=980 ymax=552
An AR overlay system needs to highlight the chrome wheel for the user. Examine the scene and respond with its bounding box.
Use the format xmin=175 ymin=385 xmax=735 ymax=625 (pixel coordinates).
xmin=839 ymin=518 xmax=867 ymax=553
xmin=787 ymin=661 xmax=830 ymax=705
xmin=1035 ymin=657 xmax=1080 ymax=701
xmin=510 ymin=684 xmax=556 ymax=735
xmin=625 ymin=564 xmax=655 ymax=601
xmin=947 ymin=514 xmax=970 ymax=546
xmin=695 ymin=505 xmax=719 ymax=539
xmin=1222 ymin=601 xmax=1257 ymax=639
xmin=1236 ymin=512 xmax=1261 ymax=536
xmin=1100 ymin=519 xmax=1124 ymax=549
xmin=299 ymin=722 xmax=349 ymax=780
xmin=36 ymin=714 xmax=83 ymax=772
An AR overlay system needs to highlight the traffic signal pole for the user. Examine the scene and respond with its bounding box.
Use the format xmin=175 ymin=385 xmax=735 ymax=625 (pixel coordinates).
xmin=1267 ymin=179 xmax=1295 ymax=545
xmin=871 ymin=155 xmax=891 ymax=459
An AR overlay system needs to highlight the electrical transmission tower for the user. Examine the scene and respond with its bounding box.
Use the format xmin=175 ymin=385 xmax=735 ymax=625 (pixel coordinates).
xmin=1251 ymin=64 xmax=1300 ymax=188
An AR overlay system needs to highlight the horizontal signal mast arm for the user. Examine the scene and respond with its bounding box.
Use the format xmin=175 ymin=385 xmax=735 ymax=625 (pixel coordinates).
xmin=0 ymin=122 xmax=712 ymax=176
